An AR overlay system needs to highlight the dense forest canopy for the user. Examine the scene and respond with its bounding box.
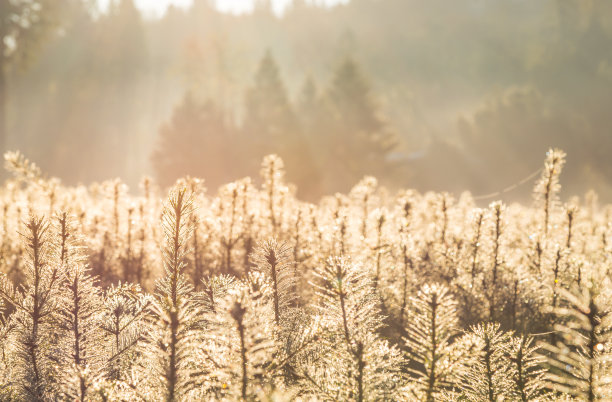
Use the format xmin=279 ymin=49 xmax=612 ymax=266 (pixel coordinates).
xmin=4 ymin=0 xmax=612 ymax=200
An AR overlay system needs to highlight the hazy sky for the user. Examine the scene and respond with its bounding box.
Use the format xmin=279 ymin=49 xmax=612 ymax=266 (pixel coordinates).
xmin=105 ymin=0 xmax=344 ymax=16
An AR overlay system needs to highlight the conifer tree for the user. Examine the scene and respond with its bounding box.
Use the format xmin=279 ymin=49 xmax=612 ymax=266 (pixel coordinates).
xmin=296 ymin=75 xmax=324 ymax=196
xmin=456 ymin=208 xmax=485 ymax=324
xmin=484 ymin=201 xmax=506 ymax=323
xmin=244 ymin=51 xmax=289 ymax=151
xmin=508 ymin=334 xmax=549 ymax=402
xmin=0 ymin=216 xmax=61 ymax=400
xmin=152 ymin=93 xmax=233 ymax=189
xmin=244 ymin=50 xmax=296 ymax=151
xmin=541 ymin=275 xmax=612 ymax=400
xmin=203 ymin=272 xmax=277 ymax=399
xmin=200 ymin=274 xmax=235 ymax=314
xmin=100 ymin=282 xmax=151 ymax=381
xmin=456 ymin=322 xmax=514 ymax=401
xmin=298 ymin=76 xmax=319 ymax=129
xmin=299 ymin=257 xmax=405 ymax=400
xmin=260 ymin=154 xmax=289 ymax=235
xmin=404 ymin=284 xmax=463 ymax=401
xmin=139 ymin=188 xmax=201 ymax=401
xmin=218 ymin=181 xmax=243 ymax=276
xmin=0 ymin=306 xmax=16 ymax=400
xmin=534 ymin=149 xmax=566 ymax=237
xmin=244 ymin=51 xmax=314 ymax=193
xmin=251 ymin=239 xmax=296 ymax=326
xmin=324 ymin=57 xmax=397 ymax=186
xmin=250 ymin=238 xmax=319 ymax=387
xmin=53 ymin=213 xmax=107 ymax=401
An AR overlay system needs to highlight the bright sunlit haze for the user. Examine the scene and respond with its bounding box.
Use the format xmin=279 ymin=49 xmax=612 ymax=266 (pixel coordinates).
xmin=99 ymin=0 xmax=346 ymax=16
xmin=0 ymin=1 xmax=611 ymax=400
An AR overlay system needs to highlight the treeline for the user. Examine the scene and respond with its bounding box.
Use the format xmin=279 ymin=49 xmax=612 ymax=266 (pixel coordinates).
xmin=152 ymin=52 xmax=397 ymax=198
xmin=5 ymin=0 xmax=612 ymax=199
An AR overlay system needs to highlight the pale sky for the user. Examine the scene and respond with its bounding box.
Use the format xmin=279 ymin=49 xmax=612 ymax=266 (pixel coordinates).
xmin=101 ymin=0 xmax=345 ymax=17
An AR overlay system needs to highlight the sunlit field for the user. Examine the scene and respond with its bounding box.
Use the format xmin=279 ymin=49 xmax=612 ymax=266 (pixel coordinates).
xmin=0 ymin=149 xmax=609 ymax=400
xmin=2 ymin=0 xmax=612 ymax=401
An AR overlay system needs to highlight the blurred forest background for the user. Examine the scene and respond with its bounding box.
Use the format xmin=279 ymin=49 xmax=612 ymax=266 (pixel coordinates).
xmin=3 ymin=0 xmax=612 ymax=201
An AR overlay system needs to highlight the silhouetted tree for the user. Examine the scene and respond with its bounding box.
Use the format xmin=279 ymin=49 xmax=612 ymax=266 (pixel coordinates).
xmin=244 ymin=51 xmax=296 ymax=159
xmin=243 ymin=51 xmax=316 ymax=197
xmin=296 ymin=75 xmax=324 ymax=196
xmin=323 ymin=57 xmax=397 ymax=190
xmin=152 ymin=92 xmax=235 ymax=189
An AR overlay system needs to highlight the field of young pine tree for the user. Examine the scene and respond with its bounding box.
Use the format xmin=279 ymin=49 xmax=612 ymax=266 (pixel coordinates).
xmin=0 ymin=149 xmax=609 ymax=401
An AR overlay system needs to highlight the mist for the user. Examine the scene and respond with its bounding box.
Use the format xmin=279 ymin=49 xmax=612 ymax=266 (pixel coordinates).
xmin=3 ymin=0 xmax=612 ymax=201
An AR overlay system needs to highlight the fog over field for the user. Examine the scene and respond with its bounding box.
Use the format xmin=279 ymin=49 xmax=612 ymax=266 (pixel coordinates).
xmin=4 ymin=0 xmax=612 ymax=201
